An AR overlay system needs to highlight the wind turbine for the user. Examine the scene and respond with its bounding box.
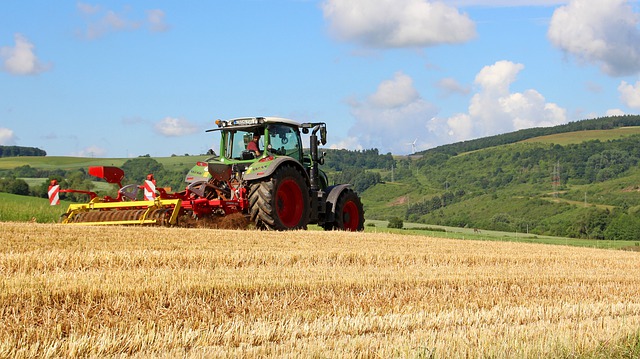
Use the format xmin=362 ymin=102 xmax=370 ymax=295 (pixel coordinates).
xmin=406 ymin=138 xmax=417 ymax=154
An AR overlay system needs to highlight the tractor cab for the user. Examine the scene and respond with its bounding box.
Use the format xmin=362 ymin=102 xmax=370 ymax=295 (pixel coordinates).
xmin=210 ymin=117 xmax=304 ymax=163
xmin=205 ymin=116 xmax=330 ymax=191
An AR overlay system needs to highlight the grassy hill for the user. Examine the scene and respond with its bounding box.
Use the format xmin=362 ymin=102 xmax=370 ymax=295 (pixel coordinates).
xmin=519 ymin=126 xmax=640 ymax=145
xmin=360 ymin=123 xmax=640 ymax=240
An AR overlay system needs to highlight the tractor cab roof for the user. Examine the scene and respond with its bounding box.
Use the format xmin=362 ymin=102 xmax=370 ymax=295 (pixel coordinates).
xmin=206 ymin=116 xmax=302 ymax=132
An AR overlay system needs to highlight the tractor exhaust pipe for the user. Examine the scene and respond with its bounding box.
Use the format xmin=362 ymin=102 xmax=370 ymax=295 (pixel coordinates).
xmin=309 ymin=123 xmax=326 ymax=191
xmin=310 ymin=131 xmax=319 ymax=191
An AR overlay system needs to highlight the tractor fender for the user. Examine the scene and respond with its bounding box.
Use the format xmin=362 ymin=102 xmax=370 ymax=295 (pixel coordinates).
xmin=243 ymin=156 xmax=310 ymax=183
xmin=323 ymin=184 xmax=353 ymax=221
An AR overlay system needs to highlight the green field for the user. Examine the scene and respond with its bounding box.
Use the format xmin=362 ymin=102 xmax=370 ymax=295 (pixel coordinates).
xmin=0 ymin=155 xmax=210 ymax=171
xmin=365 ymin=219 xmax=640 ymax=251
xmin=17 ymin=178 xmax=114 ymax=192
xmin=0 ymin=192 xmax=69 ymax=223
xmin=519 ymin=126 xmax=640 ymax=145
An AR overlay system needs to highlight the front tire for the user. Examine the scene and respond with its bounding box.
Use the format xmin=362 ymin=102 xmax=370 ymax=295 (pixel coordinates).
xmin=323 ymin=189 xmax=365 ymax=231
xmin=248 ymin=165 xmax=310 ymax=230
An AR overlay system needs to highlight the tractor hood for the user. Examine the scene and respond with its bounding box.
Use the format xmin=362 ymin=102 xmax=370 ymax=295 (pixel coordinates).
xmin=184 ymin=162 xmax=211 ymax=183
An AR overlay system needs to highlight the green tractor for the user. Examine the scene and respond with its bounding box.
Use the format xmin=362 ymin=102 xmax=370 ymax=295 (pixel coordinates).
xmin=185 ymin=116 xmax=365 ymax=231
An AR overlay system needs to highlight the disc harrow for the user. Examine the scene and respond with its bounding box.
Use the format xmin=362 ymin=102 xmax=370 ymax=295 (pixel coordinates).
xmin=62 ymin=198 xmax=182 ymax=226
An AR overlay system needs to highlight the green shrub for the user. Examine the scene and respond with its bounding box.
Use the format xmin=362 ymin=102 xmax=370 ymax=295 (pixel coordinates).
xmin=388 ymin=217 xmax=404 ymax=229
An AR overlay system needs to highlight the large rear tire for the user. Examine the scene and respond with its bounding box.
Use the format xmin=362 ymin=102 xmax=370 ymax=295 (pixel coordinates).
xmin=248 ymin=165 xmax=310 ymax=230
xmin=323 ymin=189 xmax=365 ymax=231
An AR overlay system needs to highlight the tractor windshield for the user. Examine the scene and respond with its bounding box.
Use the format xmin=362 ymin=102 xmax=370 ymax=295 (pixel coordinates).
xmin=221 ymin=123 xmax=302 ymax=161
xmin=225 ymin=129 xmax=264 ymax=160
xmin=267 ymin=124 xmax=302 ymax=162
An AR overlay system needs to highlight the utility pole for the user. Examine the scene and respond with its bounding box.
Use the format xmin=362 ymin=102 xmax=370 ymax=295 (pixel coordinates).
xmin=552 ymin=161 xmax=560 ymax=197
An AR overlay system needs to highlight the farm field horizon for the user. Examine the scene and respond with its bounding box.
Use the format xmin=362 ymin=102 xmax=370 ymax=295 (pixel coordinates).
xmin=2 ymin=222 xmax=640 ymax=358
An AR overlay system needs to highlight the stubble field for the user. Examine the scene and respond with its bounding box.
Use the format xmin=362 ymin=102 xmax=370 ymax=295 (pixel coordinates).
xmin=1 ymin=221 xmax=640 ymax=358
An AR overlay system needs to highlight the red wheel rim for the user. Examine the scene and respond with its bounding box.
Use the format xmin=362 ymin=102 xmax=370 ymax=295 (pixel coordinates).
xmin=276 ymin=179 xmax=303 ymax=228
xmin=342 ymin=200 xmax=360 ymax=231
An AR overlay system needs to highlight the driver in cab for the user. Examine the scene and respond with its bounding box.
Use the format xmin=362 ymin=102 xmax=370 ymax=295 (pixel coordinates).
xmin=247 ymin=132 xmax=261 ymax=156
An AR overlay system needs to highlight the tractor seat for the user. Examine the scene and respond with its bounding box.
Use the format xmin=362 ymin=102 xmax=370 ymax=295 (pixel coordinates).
xmin=241 ymin=150 xmax=256 ymax=160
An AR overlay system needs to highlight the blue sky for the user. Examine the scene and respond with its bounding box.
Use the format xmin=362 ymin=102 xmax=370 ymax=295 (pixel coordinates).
xmin=2 ymin=0 xmax=640 ymax=157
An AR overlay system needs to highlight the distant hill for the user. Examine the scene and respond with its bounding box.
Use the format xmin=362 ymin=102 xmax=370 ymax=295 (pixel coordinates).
xmin=362 ymin=115 xmax=640 ymax=241
xmin=421 ymin=115 xmax=640 ymax=156
xmin=519 ymin=127 xmax=640 ymax=146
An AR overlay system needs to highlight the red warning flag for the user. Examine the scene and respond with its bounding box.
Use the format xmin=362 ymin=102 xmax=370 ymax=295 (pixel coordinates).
xmin=143 ymin=180 xmax=156 ymax=200
xmin=48 ymin=184 xmax=60 ymax=206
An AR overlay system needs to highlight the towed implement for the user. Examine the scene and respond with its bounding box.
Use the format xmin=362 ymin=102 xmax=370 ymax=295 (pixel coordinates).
xmin=52 ymin=117 xmax=365 ymax=231
xmin=53 ymin=166 xmax=183 ymax=226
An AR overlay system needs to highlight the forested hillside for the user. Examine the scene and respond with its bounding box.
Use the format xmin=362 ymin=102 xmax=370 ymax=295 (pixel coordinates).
xmin=361 ymin=117 xmax=640 ymax=241
xmin=323 ymin=148 xmax=394 ymax=193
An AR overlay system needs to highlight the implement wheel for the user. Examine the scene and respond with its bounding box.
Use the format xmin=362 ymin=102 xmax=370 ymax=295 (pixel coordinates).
xmin=248 ymin=165 xmax=310 ymax=230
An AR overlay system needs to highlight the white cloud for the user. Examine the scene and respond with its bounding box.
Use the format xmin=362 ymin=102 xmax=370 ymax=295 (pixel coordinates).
xmin=0 ymin=34 xmax=51 ymax=75
xmin=338 ymin=62 xmax=568 ymax=154
xmin=147 ymin=9 xmax=170 ymax=33
xmin=436 ymin=77 xmax=471 ymax=96
xmin=445 ymin=113 xmax=473 ymax=140
xmin=343 ymin=72 xmax=438 ymax=154
xmin=618 ymin=80 xmax=640 ymax=109
xmin=368 ymin=72 xmax=420 ymax=107
xmin=584 ymin=81 xmax=603 ymax=93
xmin=606 ymin=108 xmax=626 ymax=116
xmin=442 ymin=0 xmax=568 ymax=6
xmin=475 ymin=60 xmax=523 ymax=94
xmin=0 ymin=128 xmax=16 ymax=145
xmin=322 ymin=0 xmax=476 ymax=48
xmin=77 ymin=3 xmax=169 ymax=39
xmin=328 ymin=136 xmax=364 ymax=151
xmin=445 ymin=60 xmax=567 ymax=141
xmin=77 ymin=2 xmax=101 ymax=15
xmin=70 ymin=145 xmax=107 ymax=157
xmin=548 ymin=0 xmax=640 ymax=76
xmin=154 ymin=117 xmax=198 ymax=137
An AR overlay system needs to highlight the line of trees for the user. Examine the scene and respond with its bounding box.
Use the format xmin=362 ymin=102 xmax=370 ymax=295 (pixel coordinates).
xmin=331 ymin=167 xmax=381 ymax=193
xmin=425 ymin=115 xmax=640 ymax=156
xmin=406 ymin=189 xmax=466 ymax=221
xmin=323 ymin=148 xmax=394 ymax=171
xmin=0 ymin=146 xmax=46 ymax=157
xmin=0 ymin=157 xmax=190 ymax=201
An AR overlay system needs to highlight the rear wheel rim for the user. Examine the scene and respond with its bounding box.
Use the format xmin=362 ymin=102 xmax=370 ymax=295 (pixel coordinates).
xmin=276 ymin=179 xmax=303 ymax=228
xmin=342 ymin=200 xmax=360 ymax=231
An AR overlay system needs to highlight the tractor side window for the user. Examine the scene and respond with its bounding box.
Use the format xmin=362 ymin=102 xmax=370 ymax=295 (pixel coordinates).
xmin=227 ymin=130 xmax=262 ymax=159
xmin=268 ymin=125 xmax=301 ymax=161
